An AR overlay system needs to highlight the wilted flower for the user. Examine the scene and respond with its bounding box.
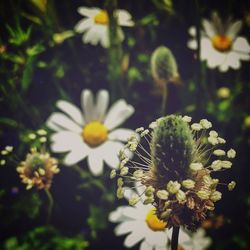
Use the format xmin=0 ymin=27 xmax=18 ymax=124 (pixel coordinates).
xmin=113 ymin=115 xmax=236 ymax=230
xmin=75 ymin=7 xmax=134 ymax=48
xmin=188 ymin=12 xmax=250 ymax=72
xmin=109 ymin=185 xmax=211 ymax=250
xmin=16 ymin=148 xmax=59 ymax=190
xmin=47 ymin=89 xmax=134 ymax=176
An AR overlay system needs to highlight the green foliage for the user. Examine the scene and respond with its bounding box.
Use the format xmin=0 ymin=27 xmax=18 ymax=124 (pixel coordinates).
xmin=2 ymin=226 xmax=89 ymax=250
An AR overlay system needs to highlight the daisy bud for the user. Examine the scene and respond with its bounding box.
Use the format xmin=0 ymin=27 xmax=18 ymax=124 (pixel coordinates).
xmin=227 ymin=149 xmax=236 ymax=159
xmin=182 ymin=179 xmax=195 ymax=189
xmin=210 ymin=191 xmax=222 ymax=202
xmin=197 ymin=190 xmax=210 ymax=200
xmin=156 ymin=190 xmax=169 ymax=200
xmin=191 ymin=123 xmax=202 ymax=131
xmin=182 ymin=115 xmax=192 ymax=123
xmin=1 ymin=150 xmax=8 ymax=155
xmin=39 ymin=137 xmax=47 ymax=143
xmin=110 ymin=169 xmax=116 ymax=179
xmin=120 ymin=166 xmax=129 ymax=176
xmin=190 ymin=162 xmax=203 ymax=171
xmin=176 ymin=190 xmax=186 ymax=202
xmin=228 ymin=181 xmax=236 ymax=191
xmin=200 ymin=119 xmax=212 ymax=129
xmin=129 ymin=194 xmax=140 ymax=206
xmin=213 ymin=149 xmax=226 ymax=156
xmin=37 ymin=129 xmax=47 ymax=136
xmin=167 ymin=181 xmax=181 ymax=194
xmin=28 ymin=133 xmax=36 ymax=140
xmin=151 ymin=46 xmax=179 ymax=84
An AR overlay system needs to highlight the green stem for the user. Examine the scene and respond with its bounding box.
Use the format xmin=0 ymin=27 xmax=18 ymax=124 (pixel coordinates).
xmin=106 ymin=0 xmax=123 ymax=101
xmin=171 ymin=226 xmax=180 ymax=250
xmin=161 ymin=82 xmax=168 ymax=116
xmin=45 ymin=188 xmax=54 ymax=224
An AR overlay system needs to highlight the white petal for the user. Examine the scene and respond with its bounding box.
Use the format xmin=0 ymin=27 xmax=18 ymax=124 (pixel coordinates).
xmin=87 ymin=154 xmax=104 ymax=176
xmin=116 ymin=9 xmax=134 ymax=27
xmin=75 ymin=18 xmax=93 ymax=33
xmin=77 ymin=7 xmax=100 ymax=18
xmin=115 ymin=221 xmax=138 ymax=236
xmin=99 ymin=141 xmax=124 ymax=169
xmin=187 ymin=39 xmax=197 ymax=50
xmin=109 ymin=128 xmax=134 ymax=142
xmin=124 ymin=230 xmax=145 ymax=248
xmin=56 ymin=100 xmax=84 ymax=126
xmin=219 ymin=52 xmax=241 ymax=72
xmin=50 ymin=131 xmax=83 ymax=152
xmin=81 ymin=89 xmax=94 ymax=123
xmin=46 ymin=112 xmax=82 ymax=133
xmin=95 ymin=89 xmax=109 ymax=121
xmin=122 ymin=206 xmax=145 ymax=220
xmin=140 ymin=241 xmax=153 ymax=250
xmin=155 ymin=246 xmax=167 ymax=250
xmin=202 ymin=19 xmax=216 ymax=38
xmin=145 ymin=230 xmax=167 ymax=247
xmin=226 ymin=20 xmax=242 ymax=39
xmin=100 ymin=27 xmax=110 ymax=48
xmin=233 ymin=37 xmax=250 ymax=53
xmin=104 ymin=99 xmax=134 ymax=130
xmin=64 ymin=148 xmax=88 ymax=166
xmin=109 ymin=206 xmax=128 ymax=222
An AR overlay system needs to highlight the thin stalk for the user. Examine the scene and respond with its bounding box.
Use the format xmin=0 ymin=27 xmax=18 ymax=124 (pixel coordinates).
xmin=161 ymin=82 xmax=168 ymax=116
xmin=171 ymin=226 xmax=180 ymax=250
xmin=45 ymin=188 xmax=54 ymax=224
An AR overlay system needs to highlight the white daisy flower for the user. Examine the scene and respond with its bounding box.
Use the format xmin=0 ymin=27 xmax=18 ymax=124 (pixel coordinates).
xmin=75 ymin=6 xmax=134 ymax=48
xmin=46 ymin=89 xmax=134 ymax=176
xmin=109 ymin=186 xmax=211 ymax=250
xmin=188 ymin=12 xmax=250 ymax=72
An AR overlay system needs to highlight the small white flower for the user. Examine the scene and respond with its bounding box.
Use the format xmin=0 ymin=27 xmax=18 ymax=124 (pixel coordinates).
xmin=197 ymin=190 xmax=210 ymax=200
xmin=228 ymin=181 xmax=236 ymax=191
xmin=200 ymin=119 xmax=212 ymax=129
xmin=156 ymin=190 xmax=169 ymax=200
xmin=217 ymin=137 xmax=226 ymax=144
xmin=110 ymin=169 xmax=116 ymax=179
xmin=37 ymin=129 xmax=47 ymax=136
xmin=191 ymin=123 xmax=202 ymax=131
xmin=75 ymin=7 xmax=134 ymax=48
xmin=120 ymin=166 xmax=129 ymax=176
xmin=209 ymin=130 xmax=218 ymax=137
xmin=133 ymin=169 xmax=144 ymax=179
xmin=39 ymin=137 xmax=47 ymax=143
xmin=213 ymin=149 xmax=226 ymax=156
xmin=176 ymin=190 xmax=186 ymax=202
xmin=5 ymin=146 xmax=13 ymax=152
xmin=182 ymin=179 xmax=195 ymax=189
xmin=167 ymin=181 xmax=181 ymax=194
xmin=182 ymin=115 xmax=192 ymax=123
xmin=208 ymin=136 xmax=219 ymax=145
xmin=210 ymin=190 xmax=222 ymax=202
xmin=28 ymin=133 xmax=36 ymax=140
xmin=211 ymin=160 xmax=223 ymax=171
xmin=188 ymin=12 xmax=250 ymax=72
xmin=46 ymin=89 xmax=134 ymax=176
xmin=221 ymin=160 xmax=232 ymax=169
xmin=190 ymin=162 xmax=203 ymax=171
xmin=227 ymin=148 xmax=236 ymax=158
xmin=149 ymin=121 xmax=157 ymax=129
xmin=0 ymin=159 xmax=6 ymax=166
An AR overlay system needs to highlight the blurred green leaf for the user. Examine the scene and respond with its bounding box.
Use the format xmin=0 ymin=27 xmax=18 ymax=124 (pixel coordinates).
xmin=0 ymin=118 xmax=18 ymax=128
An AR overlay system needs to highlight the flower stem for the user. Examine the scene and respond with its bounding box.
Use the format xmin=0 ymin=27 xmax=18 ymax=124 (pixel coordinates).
xmin=171 ymin=226 xmax=180 ymax=250
xmin=161 ymin=82 xmax=168 ymax=116
xmin=45 ymin=188 xmax=54 ymax=224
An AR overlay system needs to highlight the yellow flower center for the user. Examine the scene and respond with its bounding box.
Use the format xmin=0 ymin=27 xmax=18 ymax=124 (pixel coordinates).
xmin=82 ymin=121 xmax=108 ymax=147
xmin=211 ymin=35 xmax=232 ymax=52
xmin=94 ymin=10 xmax=109 ymax=25
xmin=145 ymin=208 xmax=167 ymax=231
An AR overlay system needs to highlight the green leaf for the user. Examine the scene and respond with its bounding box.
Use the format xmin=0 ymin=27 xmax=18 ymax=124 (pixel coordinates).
xmin=0 ymin=117 xmax=18 ymax=128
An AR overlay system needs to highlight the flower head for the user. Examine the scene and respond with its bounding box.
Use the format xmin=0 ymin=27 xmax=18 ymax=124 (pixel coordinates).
xmin=188 ymin=12 xmax=250 ymax=72
xmin=16 ymin=148 xmax=59 ymax=190
xmin=113 ymin=115 xmax=236 ymax=230
xmin=75 ymin=7 xmax=134 ymax=48
xmin=109 ymin=185 xmax=211 ymax=250
xmin=46 ymin=89 xmax=134 ymax=176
